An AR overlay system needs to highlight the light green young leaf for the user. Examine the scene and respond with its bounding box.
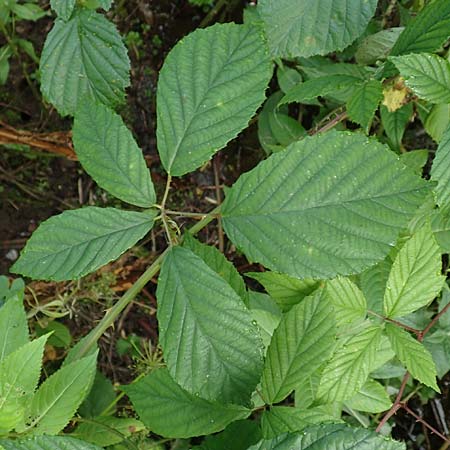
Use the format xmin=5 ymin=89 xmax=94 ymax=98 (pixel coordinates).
xmin=355 ymin=28 xmax=404 ymax=65
xmin=346 ymin=80 xmax=383 ymax=132
xmin=384 ymin=225 xmax=444 ymax=318
xmin=123 ymin=369 xmax=249 ymax=438
xmin=0 ymin=335 xmax=47 ymax=434
xmin=261 ymin=406 xmax=339 ymax=439
xmin=386 ymin=324 xmax=438 ymax=391
xmin=279 ymin=74 xmax=359 ymax=106
xmin=425 ymin=103 xmax=450 ymax=143
xmin=360 ymin=258 xmax=392 ymax=315
xmin=0 ymin=436 xmax=103 ymax=450
xmin=325 ymin=277 xmax=367 ymax=330
xmin=317 ymin=324 xmax=382 ymax=403
xmin=157 ymin=247 xmax=263 ymax=404
xmin=40 ymin=9 xmax=130 ymax=116
xmin=12 ymin=207 xmax=156 ymax=281
xmin=431 ymin=125 xmax=450 ymax=213
xmin=391 ymin=54 xmax=450 ymax=104
xmin=258 ymin=0 xmax=378 ymax=58
xmin=345 ymin=379 xmax=392 ymax=413
xmin=390 ymin=0 xmax=450 ymax=56
xmin=246 ymin=272 xmax=318 ymax=312
xmin=157 ymin=23 xmax=272 ymax=176
xmin=73 ymin=416 xmax=144 ymax=447
xmin=20 ymin=352 xmax=98 ymax=435
xmin=222 ymin=131 xmax=430 ymax=280
xmin=380 ymin=103 xmax=413 ymax=150
xmin=183 ymin=234 xmax=247 ymax=302
xmin=73 ymin=99 xmax=155 ymax=207
xmin=295 ymin=370 xmax=322 ymax=409
xmin=0 ymin=295 xmax=28 ymax=362
xmin=247 ymin=424 xmax=405 ymax=450
xmin=261 ymin=290 xmax=336 ymax=404
xmin=11 ymin=4 xmax=46 ymax=21
xmin=50 ymin=0 xmax=76 ymax=20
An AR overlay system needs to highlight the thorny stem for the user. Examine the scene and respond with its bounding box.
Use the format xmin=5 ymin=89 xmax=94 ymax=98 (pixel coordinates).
xmin=71 ymin=205 xmax=222 ymax=360
xmin=376 ymin=303 xmax=450 ymax=437
xmin=309 ymin=108 xmax=348 ymax=135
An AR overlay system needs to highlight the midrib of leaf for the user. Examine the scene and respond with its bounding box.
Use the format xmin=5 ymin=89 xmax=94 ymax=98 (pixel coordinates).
xmin=400 ymin=57 xmax=450 ymax=94
xmin=24 ymin=370 xmax=84 ymax=431
xmin=168 ymin=266 xmax=250 ymax=381
xmin=166 ymin=26 xmax=253 ymax=171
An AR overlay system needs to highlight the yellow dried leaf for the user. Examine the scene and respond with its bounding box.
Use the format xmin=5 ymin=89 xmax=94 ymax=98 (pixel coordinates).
xmin=382 ymin=78 xmax=409 ymax=112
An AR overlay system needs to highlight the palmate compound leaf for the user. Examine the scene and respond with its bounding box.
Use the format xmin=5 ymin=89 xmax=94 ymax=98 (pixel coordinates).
xmin=247 ymin=424 xmax=405 ymax=450
xmin=73 ymin=99 xmax=156 ymax=208
xmin=317 ymin=323 xmax=383 ymax=403
xmin=0 ymin=335 xmax=48 ymax=434
xmin=0 ymin=436 xmax=103 ymax=450
xmin=258 ymin=0 xmax=378 ymax=59
xmin=261 ymin=289 xmax=336 ymax=404
xmin=390 ymin=54 xmax=450 ymax=104
xmin=386 ymin=324 xmax=438 ymax=391
xmin=19 ymin=352 xmax=98 ymax=435
xmin=431 ymin=125 xmax=450 ymax=213
xmin=157 ymin=246 xmax=263 ymax=404
xmin=157 ymin=22 xmax=272 ymax=176
xmin=123 ymin=368 xmax=250 ymax=438
xmin=40 ymin=9 xmax=130 ymax=116
xmin=221 ymin=131 xmax=430 ymax=280
xmin=11 ymin=207 xmax=156 ymax=281
xmin=383 ymin=225 xmax=445 ymax=319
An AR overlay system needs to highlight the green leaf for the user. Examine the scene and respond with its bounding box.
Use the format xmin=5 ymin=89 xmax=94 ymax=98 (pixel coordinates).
xmin=0 ymin=436 xmax=103 ymax=450
xmin=390 ymin=0 xmax=450 ymax=56
xmin=50 ymin=0 xmax=76 ymax=20
xmin=277 ymin=66 xmax=302 ymax=94
xmin=40 ymin=9 xmax=130 ymax=116
xmin=183 ymin=234 xmax=247 ymax=302
xmin=246 ymin=272 xmax=318 ymax=312
xmin=222 ymin=130 xmax=430 ymax=280
xmin=12 ymin=207 xmax=156 ymax=281
xmin=0 ymin=276 xmax=24 ymax=306
xmin=123 ymin=369 xmax=250 ymax=438
xmin=360 ymin=258 xmax=392 ymax=315
xmin=384 ymin=225 xmax=444 ymax=318
xmin=317 ymin=323 xmax=382 ymax=403
xmin=430 ymin=210 xmax=450 ymax=253
xmin=425 ymin=103 xmax=450 ymax=143
xmin=432 ymin=125 xmax=450 ymax=213
xmin=78 ymin=371 xmax=116 ymax=418
xmin=261 ymin=407 xmax=339 ymax=439
xmin=156 ymin=23 xmax=272 ymax=176
xmin=157 ymin=246 xmax=263 ymax=404
xmin=0 ymin=295 xmax=28 ymax=362
xmin=258 ymin=0 xmax=378 ymax=58
xmin=380 ymin=104 xmax=413 ymax=150
xmin=11 ymin=3 xmax=46 ymax=21
xmin=391 ymin=54 xmax=450 ymax=104
xmin=279 ymin=74 xmax=359 ymax=106
xmin=73 ymin=99 xmax=155 ymax=207
xmin=261 ymin=290 xmax=336 ymax=404
xmin=325 ymin=277 xmax=367 ymax=330
xmin=385 ymin=324 xmax=438 ymax=391
xmin=258 ymin=91 xmax=305 ymax=155
xmin=35 ymin=321 xmax=71 ymax=348
xmin=424 ymin=329 xmax=450 ymax=378
xmin=345 ymin=379 xmax=392 ymax=413
xmin=0 ymin=335 xmax=47 ymax=433
xmin=197 ymin=420 xmax=261 ymax=450
xmin=20 ymin=352 xmax=98 ymax=435
xmin=247 ymin=424 xmax=405 ymax=450
xmin=346 ymin=80 xmax=383 ymax=132
xmin=73 ymin=416 xmax=144 ymax=447
xmin=355 ymin=27 xmax=404 ymax=65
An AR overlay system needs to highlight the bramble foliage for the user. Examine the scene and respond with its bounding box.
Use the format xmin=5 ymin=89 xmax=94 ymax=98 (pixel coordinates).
xmin=3 ymin=0 xmax=450 ymax=448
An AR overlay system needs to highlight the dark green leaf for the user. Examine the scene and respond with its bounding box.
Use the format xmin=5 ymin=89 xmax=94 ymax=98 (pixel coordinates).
xmin=0 ymin=436 xmax=103 ymax=450
xmin=380 ymin=103 xmax=413 ymax=150
xmin=50 ymin=0 xmax=76 ymax=20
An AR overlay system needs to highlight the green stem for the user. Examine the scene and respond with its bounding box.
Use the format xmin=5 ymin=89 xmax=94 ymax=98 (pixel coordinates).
xmin=71 ymin=205 xmax=222 ymax=360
